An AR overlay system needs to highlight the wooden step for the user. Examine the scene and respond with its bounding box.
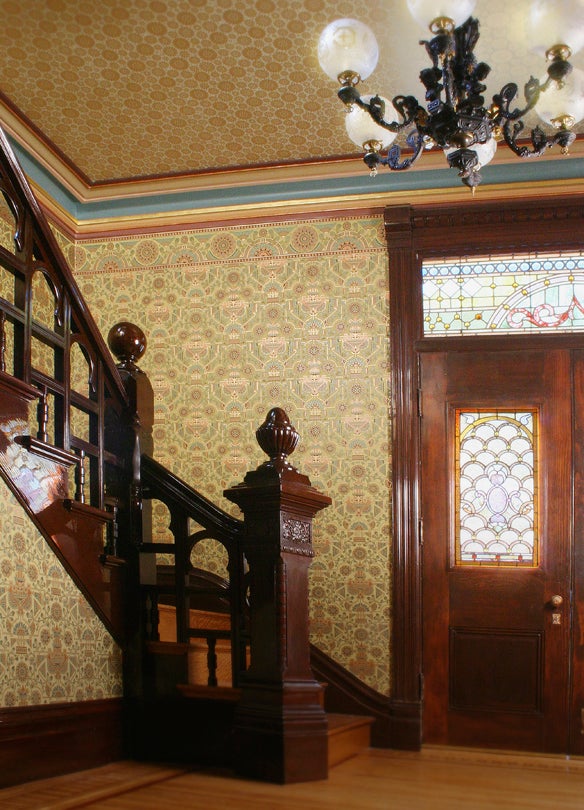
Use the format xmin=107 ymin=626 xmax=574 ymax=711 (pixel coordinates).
xmin=327 ymin=713 xmax=373 ymax=768
xmin=177 ymin=683 xmax=242 ymax=702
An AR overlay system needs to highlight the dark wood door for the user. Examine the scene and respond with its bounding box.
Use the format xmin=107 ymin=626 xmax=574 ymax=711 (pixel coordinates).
xmin=421 ymin=349 xmax=572 ymax=752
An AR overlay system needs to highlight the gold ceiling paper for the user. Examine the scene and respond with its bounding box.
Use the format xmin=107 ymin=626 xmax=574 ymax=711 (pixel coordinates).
xmin=0 ymin=0 xmax=578 ymax=185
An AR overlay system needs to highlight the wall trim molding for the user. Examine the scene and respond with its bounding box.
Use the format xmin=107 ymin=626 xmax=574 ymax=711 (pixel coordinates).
xmin=0 ymin=698 xmax=125 ymax=788
xmin=310 ymin=644 xmax=391 ymax=748
xmin=3 ymin=100 xmax=581 ymax=207
xmin=37 ymin=177 xmax=584 ymax=241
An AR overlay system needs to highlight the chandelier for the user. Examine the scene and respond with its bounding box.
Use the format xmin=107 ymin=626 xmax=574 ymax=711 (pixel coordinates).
xmin=318 ymin=0 xmax=584 ymax=190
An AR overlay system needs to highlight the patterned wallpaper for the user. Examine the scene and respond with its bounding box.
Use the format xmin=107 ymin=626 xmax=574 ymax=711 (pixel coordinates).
xmin=0 ymin=482 xmax=122 ymax=706
xmin=67 ymin=215 xmax=394 ymax=694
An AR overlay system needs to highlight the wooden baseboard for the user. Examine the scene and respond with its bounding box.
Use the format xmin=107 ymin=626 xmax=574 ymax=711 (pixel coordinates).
xmin=310 ymin=644 xmax=392 ymax=748
xmin=309 ymin=645 xmax=423 ymax=750
xmin=0 ymin=698 xmax=125 ymax=788
xmin=388 ymin=699 xmax=422 ymax=750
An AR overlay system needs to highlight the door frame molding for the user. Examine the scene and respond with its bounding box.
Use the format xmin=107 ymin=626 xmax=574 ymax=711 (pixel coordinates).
xmin=385 ymin=196 xmax=584 ymax=751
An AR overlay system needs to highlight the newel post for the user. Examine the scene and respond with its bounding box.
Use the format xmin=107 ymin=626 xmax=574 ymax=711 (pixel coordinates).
xmin=107 ymin=322 xmax=155 ymax=683
xmin=107 ymin=322 xmax=153 ymax=553
xmin=224 ymin=408 xmax=332 ymax=784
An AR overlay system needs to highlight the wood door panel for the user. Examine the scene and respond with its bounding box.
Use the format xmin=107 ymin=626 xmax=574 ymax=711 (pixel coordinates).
xmin=422 ymin=350 xmax=572 ymax=753
xmin=450 ymin=572 xmax=542 ymax=628
xmin=449 ymin=628 xmax=543 ymax=713
xmin=445 ymin=354 xmax=546 ymax=397
xmin=448 ymin=710 xmax=543 ymax=750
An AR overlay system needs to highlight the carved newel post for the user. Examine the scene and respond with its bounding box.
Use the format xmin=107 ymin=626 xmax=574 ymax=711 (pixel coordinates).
xmin=224 ymin=408 xmax=332 ymax=784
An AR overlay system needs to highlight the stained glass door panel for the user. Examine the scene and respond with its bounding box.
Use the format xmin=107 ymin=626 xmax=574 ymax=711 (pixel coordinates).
xmin=455 ymin=410 xmax=538 ymax=567
xmin=421 ymin=350 xmax=571 ymax=753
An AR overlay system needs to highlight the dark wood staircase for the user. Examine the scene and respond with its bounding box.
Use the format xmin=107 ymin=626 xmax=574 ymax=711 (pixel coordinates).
xmin=0 ymin=123 xmax=381 ymax=787
xmin=151 ymin=603 xmax=374 ymax=770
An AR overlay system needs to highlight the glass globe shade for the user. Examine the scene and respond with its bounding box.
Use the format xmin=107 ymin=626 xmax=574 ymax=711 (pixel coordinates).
xmin=317 ymin=18 xmax=379 ymax=82
xmin=444 ymin=137 xmax=498 ymax=168
xmin=406 ymin=0 xmax=477 ymax=30
xmin=535 ymin=66 xmax=584 ymax=125
xmin=527 ymin=0 xmax=584 ymax=57
xmin=345 ymin=95 xmax=398 ymax=150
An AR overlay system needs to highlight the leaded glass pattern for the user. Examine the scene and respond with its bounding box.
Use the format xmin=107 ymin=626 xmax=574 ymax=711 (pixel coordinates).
xmin=455 ymin=410 xmax=538 ymax=567
xmin=423 ymin=253 xmax=584 ymax=335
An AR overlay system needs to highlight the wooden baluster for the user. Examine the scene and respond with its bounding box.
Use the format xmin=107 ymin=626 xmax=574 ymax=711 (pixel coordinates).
xmin=104 ymin=498 xmax=119 ymax=557
xmin=37 ymin=386 xmax=49 ymax=443
xmin=171 ymin=512 xmax=190 ymax=645
xmin=207 ymin=636 xmax=218 ymax=687
xmin=143 ymin=587 xmax=160 ymax=642
xmin=0 ymin=310 xmax=6 ymax=373
xmin=75 ymin=448 xmax=86 ymax=503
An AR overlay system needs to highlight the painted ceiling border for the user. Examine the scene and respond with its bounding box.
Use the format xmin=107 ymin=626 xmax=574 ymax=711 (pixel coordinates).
xmin=3 ymin=115 xmax=582 ymax=238
xmin=34 ymin=174 xmax=584 ymax=240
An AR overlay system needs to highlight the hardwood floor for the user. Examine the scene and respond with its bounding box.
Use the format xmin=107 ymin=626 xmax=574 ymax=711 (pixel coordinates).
xmin=2 ymin=748 xmax=584 ymax=809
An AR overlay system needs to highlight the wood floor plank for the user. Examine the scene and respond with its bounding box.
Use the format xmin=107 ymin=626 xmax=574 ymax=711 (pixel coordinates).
xmin=3 ymin=749 xmax=584 ymax=809
xmin=0 ymin=762 xmax=186 ymax=810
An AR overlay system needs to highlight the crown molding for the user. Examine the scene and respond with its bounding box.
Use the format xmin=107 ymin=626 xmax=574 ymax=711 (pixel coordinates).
xmin=3 ymin=103 xmax=582 ymax=239
xmin=34 ymin=175 xmax=584 ymax=240
xmin=4 ymin=100 xmax=584 ymax=207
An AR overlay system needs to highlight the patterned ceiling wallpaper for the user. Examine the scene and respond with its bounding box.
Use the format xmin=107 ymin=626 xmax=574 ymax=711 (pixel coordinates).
xmin=0 ymin=0 xmax=405 ymax=181
xmin=66 ymin=214 xmax=394 ymax=694
xmin=0 ymin=0 xmax=569 ymax=186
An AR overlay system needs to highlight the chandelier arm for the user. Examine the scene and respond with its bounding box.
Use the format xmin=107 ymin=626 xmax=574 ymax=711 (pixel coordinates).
xmin=493 ymin=77 xmax=549 ymax=124
xmin=391 ymin=95 xmax=425 ymax=131
xmin=501 ymin=119 xmax=552 ymax=159
xmin=352 ymin=96 xmax=400 ymax=133
xmin=354 ymin=94 xmax=422 ymax=134
xmin=378 ymin=131 xmax=426 ymax=171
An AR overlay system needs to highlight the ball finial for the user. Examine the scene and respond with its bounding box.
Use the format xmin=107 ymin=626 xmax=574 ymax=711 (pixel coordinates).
xmin=107 ymin=322 xmax=147 ymax=367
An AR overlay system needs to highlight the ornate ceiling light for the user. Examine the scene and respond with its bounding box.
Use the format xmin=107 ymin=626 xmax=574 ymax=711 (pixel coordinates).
xmin=318 ymin=0 xmax=584 ymax=191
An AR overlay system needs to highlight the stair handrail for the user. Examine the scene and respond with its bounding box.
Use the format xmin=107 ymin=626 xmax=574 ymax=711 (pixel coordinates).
xmin=0 ymin=127 xmax=127 ymax=405
xmin=141 ymin=453 xmax=243 ymax=544
xmin=0 ymin=127 xmax=136 ymax=638
xmin=138 ymin=451 xmax=247 ymax=687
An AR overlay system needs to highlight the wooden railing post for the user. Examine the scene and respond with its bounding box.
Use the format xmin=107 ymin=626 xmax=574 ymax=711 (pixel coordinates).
xmin=224 ymin=408 xmax=332 ymax=784
xmin=107 ymin=321 xmax=153 ymax=554
xmin=107 ymin=322 xmax=156 ymax=701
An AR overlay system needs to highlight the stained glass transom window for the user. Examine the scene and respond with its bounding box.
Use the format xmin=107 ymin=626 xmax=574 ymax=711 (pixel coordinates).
xmin=422 ymin=253 xmax=584 ymax=335
xmin=455 ymin=410 xmax=538 ymax=567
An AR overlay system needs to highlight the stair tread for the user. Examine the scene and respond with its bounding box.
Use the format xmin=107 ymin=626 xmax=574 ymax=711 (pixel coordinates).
xmin=327 ymin=713 xmax=373 ymax=769
xmin=177 ymin=683 xmax=242 ymax=702
xmin=327 ymin=713 xmax=374 ymax=735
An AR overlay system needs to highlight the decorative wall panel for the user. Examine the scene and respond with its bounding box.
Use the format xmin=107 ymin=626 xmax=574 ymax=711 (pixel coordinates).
xmin=71 ymin=215 xmax=392 ymax=693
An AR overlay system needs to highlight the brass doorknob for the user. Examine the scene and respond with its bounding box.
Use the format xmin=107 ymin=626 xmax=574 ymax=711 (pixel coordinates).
xmin=551 ymin=595 xmax=564 ymax=608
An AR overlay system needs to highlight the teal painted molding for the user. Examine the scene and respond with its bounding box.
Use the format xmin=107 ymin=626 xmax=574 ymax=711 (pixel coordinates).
xmin=10 ymin=138 xmax=80 ymax=214
xmin=7 ymin=135 xmax=584 ymax=223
